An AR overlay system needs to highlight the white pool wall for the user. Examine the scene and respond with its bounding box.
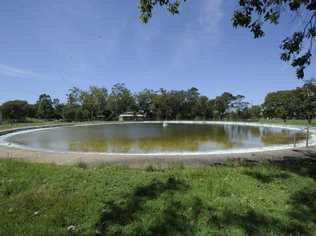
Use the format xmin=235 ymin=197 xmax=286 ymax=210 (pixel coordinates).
xmin=0 ymin=121 xmax=315 ymax=156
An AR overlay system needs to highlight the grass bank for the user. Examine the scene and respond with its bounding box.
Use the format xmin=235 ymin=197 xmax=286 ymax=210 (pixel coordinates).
xmin=258 ymin=118 xmax=316 ymax=127
xmin=0 ymin=159 xmax=315 ymax=235
xmin=0 ymin=118 xmax=64 ymax=131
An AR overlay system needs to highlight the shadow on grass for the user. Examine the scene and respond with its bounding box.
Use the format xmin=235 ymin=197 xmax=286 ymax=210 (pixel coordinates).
xmin=288 ymin=187 xmax=316 ymax=227
xmin=95 ymin=176 xmax=190 ymax=235
xmin=95 ymin=150 xmax=316 ymax=235
xmin=209 ymin=207 xmax=309 ymax=235
xmin=144 ymin=198 xmax=194 ymax=236
xmin=272 ymin=149 xmax=316 ymax=180
xmin=243 ymin=170 xmax=290 ymax=183
xmin=95 ymin=182 xmax=314 ymax=235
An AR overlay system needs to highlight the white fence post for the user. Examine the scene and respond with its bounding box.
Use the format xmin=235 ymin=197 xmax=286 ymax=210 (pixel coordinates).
xmin=293 ymin=133 xmax=296 ymax=148
xmin=306 ymin=126 xmax=310 ymax=147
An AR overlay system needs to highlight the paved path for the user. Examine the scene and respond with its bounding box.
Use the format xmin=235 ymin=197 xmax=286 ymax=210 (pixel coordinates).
xmin=0 ymin=144 xmax=315 ymax=168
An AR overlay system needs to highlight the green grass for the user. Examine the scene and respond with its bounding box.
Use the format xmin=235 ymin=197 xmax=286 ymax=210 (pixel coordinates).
xmin=258 ymin=118 xmax=316 ymax=127
xmin=0 ymin=118 xmax=64 ymax=131
xmin=0 ymin=159 xmax=315 ymax=235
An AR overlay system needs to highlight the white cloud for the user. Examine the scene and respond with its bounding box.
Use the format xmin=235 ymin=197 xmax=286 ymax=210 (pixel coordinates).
xmin=0 ymin=64 xmax=44 ymax=80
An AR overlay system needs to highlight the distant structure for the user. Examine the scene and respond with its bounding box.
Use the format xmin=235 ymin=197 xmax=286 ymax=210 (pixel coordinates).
xmin=119 ymin=112 xmax=145 ymax=121
xmin=0 ymin=110 xmax=2 ymax=124
xmin=96 ymin=114 xmax=106 ymax=120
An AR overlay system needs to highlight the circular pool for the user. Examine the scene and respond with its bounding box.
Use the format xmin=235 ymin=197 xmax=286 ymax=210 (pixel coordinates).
xmin=0 ymin=121 xmax=312 ymax=155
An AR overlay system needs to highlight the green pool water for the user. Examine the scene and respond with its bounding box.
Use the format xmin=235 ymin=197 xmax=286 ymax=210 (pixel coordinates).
xmin=4 ymin=123 xmax=305 ymax=154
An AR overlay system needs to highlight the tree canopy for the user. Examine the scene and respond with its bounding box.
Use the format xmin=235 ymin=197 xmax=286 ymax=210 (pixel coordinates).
xmin=138 ymin=0 xmax=315 ymax=79
xmin=263 ymin=79 xmax=316 ymax=123
xmin=36 ymin=94 xmax=55 ymax=120
xmin=1 ymin=81 xmax=315 ymax=123
xmin=1 ymin=100 xmax=29 ymax=122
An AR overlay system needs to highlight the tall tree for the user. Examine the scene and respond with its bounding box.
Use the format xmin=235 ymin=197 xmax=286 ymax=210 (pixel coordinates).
xmin=26 ymin=104 xmax=37 ymax=118
xmin=36 ymin=94 xmax=55 ymax=120
xmin=263 ymin=90 xmax=295 ymax=122
xmin=152 ymin=88 xmax=171 ymax=120
xmin=52 ymin=99 xmax=64 ymax=119
xmin=136 ymin=89 xmax=156 ymax=119
xmin=248 ymin=105 xmax=262 ymax=119
xmin=63 ymin=87 xmax=83 ymax=121
xmin=185 ymin=87 xmax=200 ymax=119
xmin=296 ymin=79 xmax=316 ymax=123
xmin=107 ymin=83 xmax=136 ymax=119
xmin=80 ymin=86 xmax=108 ymax=120
xmin=214 ymin=92 xmax=236 ymax=120
xmin=66 ymin=87 xmax=81 ymax=106
xmin=89 ymin=86 xmax=108 ymax=118
xmin=194 ymin=95 xmax=214 ymax=120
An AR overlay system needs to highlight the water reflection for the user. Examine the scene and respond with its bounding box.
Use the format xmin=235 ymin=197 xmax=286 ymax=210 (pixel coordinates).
xmin=6 ymin=123 xmax=305 ymax=153
xmin=260 ymin=129 xmax=305 ymax=145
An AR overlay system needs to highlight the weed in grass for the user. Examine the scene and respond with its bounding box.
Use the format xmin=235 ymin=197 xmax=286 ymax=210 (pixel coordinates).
xmin=77 ymin=161 xmax=88 ymax=169
xmin=244 ymin=169 xmax=290 ymax=184
xmin=145 ymin=165 xmax=155 ymax=172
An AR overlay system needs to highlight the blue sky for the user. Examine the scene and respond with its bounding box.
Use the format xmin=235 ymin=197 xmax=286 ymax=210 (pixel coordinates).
xmin=0 ymin=0 xmax=314 ymax=105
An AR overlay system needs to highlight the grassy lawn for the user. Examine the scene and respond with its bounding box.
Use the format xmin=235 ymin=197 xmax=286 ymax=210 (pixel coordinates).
xmin=0 ymin=118 xmax=64 ymax=131
xmin=0 ymin=159 xmax=315 ymax=235
xmin=258 ymin=118 xmax=316 ymax=127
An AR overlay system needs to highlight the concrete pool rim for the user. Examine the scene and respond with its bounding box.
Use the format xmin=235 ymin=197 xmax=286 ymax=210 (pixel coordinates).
xmin=0 ymin=121 xmax=315 ymax=157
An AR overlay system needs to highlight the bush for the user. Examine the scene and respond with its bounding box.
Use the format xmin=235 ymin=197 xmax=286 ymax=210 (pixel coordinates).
xmin=1 ymin=100 xmax=29 ymax=122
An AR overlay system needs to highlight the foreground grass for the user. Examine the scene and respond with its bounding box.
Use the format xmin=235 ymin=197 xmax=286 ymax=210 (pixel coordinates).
xmin=0 ymin=159 xmax=316 ymax=235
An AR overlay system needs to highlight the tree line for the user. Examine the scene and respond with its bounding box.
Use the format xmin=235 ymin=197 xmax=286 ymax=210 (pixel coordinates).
xmin=0 ymin=80 xmax=315 ymax=123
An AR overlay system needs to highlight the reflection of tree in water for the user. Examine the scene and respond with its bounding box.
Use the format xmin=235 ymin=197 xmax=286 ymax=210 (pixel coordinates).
xmin=68 ymin=124 xmax=304 ymax=153
xmin=69 ymin=138 xmax=135 ymax=153
xmin=69 ymin=139 xmax=107 ymax=152
xmin=261 ymin=129 xmax=305 ymax=145
xmin=227 ymin=126 xmax=305 ymax=146
xmin=249 ymin=126 xmax=261 ymax=137
xmin=69 ymin=124 xmax=236 ymax=153
xmin=224 ymin=125 xmax=257 ymax=145
xmin=142 ymin=124 xmax=236 ymax=151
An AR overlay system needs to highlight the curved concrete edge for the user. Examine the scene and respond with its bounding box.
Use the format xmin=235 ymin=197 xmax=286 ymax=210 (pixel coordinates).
xmin=0 ymin=144 xmax=315 ymax=168
xmin=0 ymin=123 xmax=75 ymax=136
xmin=0 ymin=121 xmax=315 ymax=167
xmin=0 ymin=121 xmax=315 ymax=156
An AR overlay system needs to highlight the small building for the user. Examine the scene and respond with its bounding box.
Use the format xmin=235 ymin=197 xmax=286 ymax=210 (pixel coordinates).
xmin=119 ymin=112 xmax=145 ymax=121
xmin=96 ymin=115 xmax=106 ymax=120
